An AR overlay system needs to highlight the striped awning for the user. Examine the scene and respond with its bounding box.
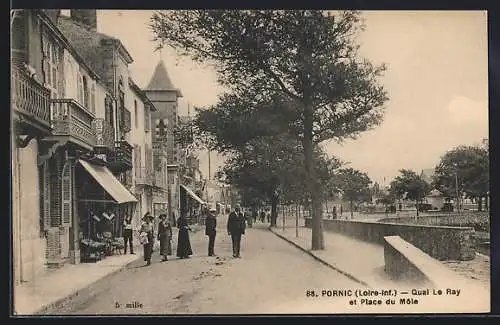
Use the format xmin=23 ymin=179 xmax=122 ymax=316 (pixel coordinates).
xmin=79 ymin=159 xmax=138 ymax=204
xmin=180 ymin=184 xmax=206 ymax=205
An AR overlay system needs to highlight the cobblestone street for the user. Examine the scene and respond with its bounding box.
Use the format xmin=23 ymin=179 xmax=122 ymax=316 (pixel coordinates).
xmin=49 ymin=221 xmax=364 ymax=315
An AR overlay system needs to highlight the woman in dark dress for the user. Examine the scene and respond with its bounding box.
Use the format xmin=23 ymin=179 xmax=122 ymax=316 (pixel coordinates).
xmin=176 ymin=214 xmax=193 ymax=259
xmin=157 ymin=214 xmax=172 ymax=262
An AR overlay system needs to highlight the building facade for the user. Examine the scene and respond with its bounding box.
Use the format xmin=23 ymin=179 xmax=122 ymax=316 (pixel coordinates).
xmin=11 ymin=9 xmax=155 ymax=288
xmin=128 ymin=78 xmax=159 ymax=223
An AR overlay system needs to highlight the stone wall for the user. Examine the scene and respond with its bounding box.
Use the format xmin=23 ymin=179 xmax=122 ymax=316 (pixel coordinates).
xmin=304 ymin=218 xmax=475 ymax=261
xmin=378 ymin=213 xmax=490 ymax=232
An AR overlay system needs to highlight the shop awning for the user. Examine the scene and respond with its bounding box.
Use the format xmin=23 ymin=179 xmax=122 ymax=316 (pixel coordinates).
xmin=78 ymin=159 xmax=138 ymax=204
xmin=180 ymin=184 xmax=206 ymax=205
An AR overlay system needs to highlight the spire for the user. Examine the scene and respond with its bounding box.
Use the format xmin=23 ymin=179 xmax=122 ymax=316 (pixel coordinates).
xmin=145 ymin=60 xmax=183 ymax=97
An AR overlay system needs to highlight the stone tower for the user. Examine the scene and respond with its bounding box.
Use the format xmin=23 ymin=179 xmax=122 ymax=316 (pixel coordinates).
xmin=144 ymin=60 xmax=183 ymax=218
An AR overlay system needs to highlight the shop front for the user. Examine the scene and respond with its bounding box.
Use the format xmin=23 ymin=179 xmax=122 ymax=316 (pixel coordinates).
xmin=180 ymin=184 xmax=206 ymax=225
xmin=76 ymin=159 xmax=138 ymax=262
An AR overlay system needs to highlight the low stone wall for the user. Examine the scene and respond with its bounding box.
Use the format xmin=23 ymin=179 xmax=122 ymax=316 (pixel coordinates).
xmin=383 ymin=236 xmax=431 ymax=284
xmin=383 ymin=235 xmax=466 ymax=287
xmin=378 ymin=213 xmax=490 ymax=232
xmin=304 ymin=218 xmax=475 ymax=261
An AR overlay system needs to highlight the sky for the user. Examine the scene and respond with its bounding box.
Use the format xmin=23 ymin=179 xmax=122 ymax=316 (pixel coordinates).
xmin=69 ymin=10 xmax=489 ymax=186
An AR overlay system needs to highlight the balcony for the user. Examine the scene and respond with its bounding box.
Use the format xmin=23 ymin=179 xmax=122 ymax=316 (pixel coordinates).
xmin=108 ymin=140 xmax=133 ymax=172
xmin=135 ymin=167 xmax=154 ymax=186
xmin=92 ymin=118 xmax=115 ymax=158
xmin=48 ymin=99 xmax=96 ymax=150
xmin=11 ymin=66 xmax=52 ymax=136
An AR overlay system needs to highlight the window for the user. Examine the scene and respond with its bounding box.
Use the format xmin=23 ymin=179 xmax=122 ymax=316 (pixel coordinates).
xmin=42 ymin=33 xmax=60 ymax=97
xmin=82 ymin=76 xmax=89 ymax=108
xmin=144 ymin=106 xmax=151 ymax=132
xmin=77 ymin=72 xmax=82 ymax=102
xmin=134 ymin=100 xmax=138 ymax=129
xmin=90 ymin=83 xmax=96 ymax=113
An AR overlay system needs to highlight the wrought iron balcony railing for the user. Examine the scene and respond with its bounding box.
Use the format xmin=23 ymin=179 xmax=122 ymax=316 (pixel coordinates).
xmin=50 ymin=98 xmax=96 ymax=149
xmin=107 ymin=140 xmax=133 ymax=171
xmin=11 ymin=66 xmax=52 ymax=133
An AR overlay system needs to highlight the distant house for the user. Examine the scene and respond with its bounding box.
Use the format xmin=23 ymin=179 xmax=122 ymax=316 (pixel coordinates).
xmin=424 ymin=189 xmax=446 ymax=210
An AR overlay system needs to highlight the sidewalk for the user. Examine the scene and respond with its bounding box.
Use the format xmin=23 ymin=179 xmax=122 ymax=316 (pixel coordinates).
xmin=14 ymin=244 xmax=143 ymax=316
xmin=14 ymin=224 xmax=207 ymax=316
xmin=270 ymin=226 xmax=426 ymax=289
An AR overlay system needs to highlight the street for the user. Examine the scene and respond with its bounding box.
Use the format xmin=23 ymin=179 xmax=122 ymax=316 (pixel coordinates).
xmin=50 ymin=218 xmax=363 ymax=315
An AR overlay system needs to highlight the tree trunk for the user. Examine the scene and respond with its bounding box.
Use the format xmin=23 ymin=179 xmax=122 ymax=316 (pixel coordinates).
xmin=270 ymin=195 xmax=278 ymax=227
xmin=350 ymin=200 xmax=353 ymax=219
xmin=416 ymin=200 xmax=419 ymax=216
xmin=303 ymin=103 xmax=323 ymax=250
xmin=477 ymin=197 xmax=483 ymax=212
xmin=485 ymin=195 xmax=489 ymax=212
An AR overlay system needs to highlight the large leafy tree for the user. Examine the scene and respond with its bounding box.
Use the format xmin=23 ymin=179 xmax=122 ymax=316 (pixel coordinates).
xmin=433 ymin=144 xmax=489 ymax=211
xmin=335 ymin=168 xmax=372 ymax=218
xmin=151 ymin=10 xmax=388 ymax=249
xmin=390 ymin=169 xmax=431 ymax=216
xmin=219 ymin=134 xmax=340 ymax=226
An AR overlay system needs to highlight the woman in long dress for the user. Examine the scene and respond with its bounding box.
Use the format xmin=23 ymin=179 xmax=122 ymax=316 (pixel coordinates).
xmin=157 ymin=214 xmax=172 ymax=262
xmin=176 ymin=214 xmax=193 ymax=259
xmin=139 ymin=213 xmax=154 ymax=266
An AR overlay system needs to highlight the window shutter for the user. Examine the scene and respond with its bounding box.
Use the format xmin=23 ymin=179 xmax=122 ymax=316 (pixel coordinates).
xmin=61 ymin=162 xmax=72 ymax=227
xmin=90 ymin=84 xmax=96 ymax=113
xmin=77 ymin=74 xmax=83 ymax=104
xmin=43 ymin=161 xmax=51 ymax=230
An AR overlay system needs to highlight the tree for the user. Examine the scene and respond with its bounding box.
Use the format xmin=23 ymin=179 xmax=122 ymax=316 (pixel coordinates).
xmin=377 ymin=191 xmax=396 ymax=211
xmin=433 ymin=144 xmax=489 ymax=212
xmin=335 ymin=168 xmax=372 ymax=218
xmin=390 ymin=169 xmax=431 ymax=216
xmin=151 ymin=10 xmax=388 ymax=250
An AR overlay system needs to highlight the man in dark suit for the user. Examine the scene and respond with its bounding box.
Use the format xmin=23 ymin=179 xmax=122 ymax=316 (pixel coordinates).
xmin=227 ymin=203 xmax=246 ymax=258
xmin=205 ymin=208 xmax=217 ymax=256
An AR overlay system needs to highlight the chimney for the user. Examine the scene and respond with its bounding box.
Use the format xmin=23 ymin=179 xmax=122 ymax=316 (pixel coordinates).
xmin=70 ymin=10 xmax=97 ymax=31
xmin=43 ymin=10 xmax=61 ymax=25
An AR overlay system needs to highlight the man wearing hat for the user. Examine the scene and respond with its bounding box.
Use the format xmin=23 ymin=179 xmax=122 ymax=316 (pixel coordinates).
xmin=205 ymin=208 xmax=217 ymax=256
xmin=227 ymin=203 xmax=246 ymax=258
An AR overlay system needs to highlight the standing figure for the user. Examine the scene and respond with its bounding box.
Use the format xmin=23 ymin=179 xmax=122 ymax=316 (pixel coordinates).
xmin=205 ymin=208 xmax=217 ymax=256
xmin=123 ymin=215 xmax=135 ymax=255
xmin=176 ymin=214 xmax=193 ymax=259
xmin=227 ymin=204 xmax=246 ymax=258
xmin=246 ymin=209 xmax=253 ymax=228
xmin=157 ymin=214 xmax=172 ymax=262
xmin=260 ymin=210 xmax=266 ymax=223
xmin=139 ymin=213 xmax=154 ymax=266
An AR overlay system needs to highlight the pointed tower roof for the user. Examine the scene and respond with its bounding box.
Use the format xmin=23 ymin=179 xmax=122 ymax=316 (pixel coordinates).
xmin=145 ymin=60 xmax=183 ymax=97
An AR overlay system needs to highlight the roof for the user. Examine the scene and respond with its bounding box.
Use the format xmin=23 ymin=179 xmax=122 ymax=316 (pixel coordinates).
xmin=35 ymin=10 xmax=100 ymax=81
xmin=145 ymin=60 xmax=183 ymax=97
xmin=427 ymin=189 xmax=444 ymax=197
xmin=57 ymin=15 xmax=133 ymax=82
xmin=128 ymin=77 xmax=157 ymax=111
